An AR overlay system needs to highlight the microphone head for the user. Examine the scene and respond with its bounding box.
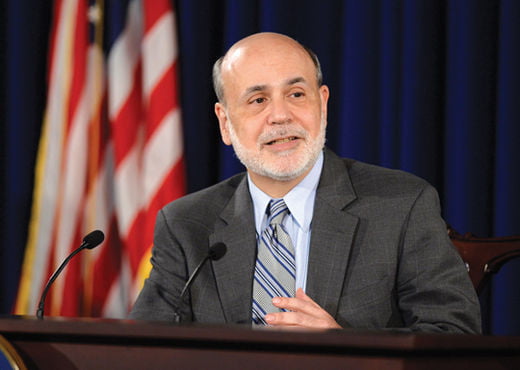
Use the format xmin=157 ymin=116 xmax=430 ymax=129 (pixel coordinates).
xmin=82 ymin=230 xmax=105 ymax=249
xmin=208 ymin=242 xmax=227 ymax=261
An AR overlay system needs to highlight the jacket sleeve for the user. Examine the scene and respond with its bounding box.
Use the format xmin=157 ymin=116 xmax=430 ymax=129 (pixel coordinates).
xmin=396 ymin=185 xmax=482 ymax=333
xmin=129 ymin=208 xmax=189 ymax=322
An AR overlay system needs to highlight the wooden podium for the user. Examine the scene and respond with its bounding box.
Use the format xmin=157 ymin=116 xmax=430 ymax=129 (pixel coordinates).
xmin=1 ymin=316 xmax=519 ymax=369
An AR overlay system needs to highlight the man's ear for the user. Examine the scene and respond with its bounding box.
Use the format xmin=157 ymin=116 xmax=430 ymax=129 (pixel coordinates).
xmin=215 ymin=102 xmax=232 ymax=146
xmin=319 ymin=85 xmax=330 ymax=122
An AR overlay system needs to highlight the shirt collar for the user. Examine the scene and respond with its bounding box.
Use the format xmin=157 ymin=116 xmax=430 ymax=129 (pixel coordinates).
xmin=248 ymin=151 xmax=324 ymax=233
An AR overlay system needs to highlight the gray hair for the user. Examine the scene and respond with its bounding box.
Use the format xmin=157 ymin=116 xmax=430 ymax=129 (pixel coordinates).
xmin=212 ymin=44 xmax=323 ymax=104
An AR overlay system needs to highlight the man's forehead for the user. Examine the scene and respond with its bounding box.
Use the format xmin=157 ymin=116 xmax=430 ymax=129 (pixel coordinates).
xmin=223 ymin=45 xmax=247 ymax=69
xmin=222 ymin=35 xmax=310 ymax=71
xmin=218 ymin=34 xmax=318 ymax=101
xmin=226 ymin=32 xmax=303 ymax=56
xmin=222 ymin=48 xmax=313 ymax=85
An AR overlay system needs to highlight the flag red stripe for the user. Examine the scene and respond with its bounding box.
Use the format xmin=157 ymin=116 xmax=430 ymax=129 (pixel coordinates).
xmin=144 ymin=62 xmax=180 ymax=140
xmin=90 ymin=217 xmax=122 ymax=316
xmin=111 ymin=62 xmax=143 ymax=165
xmin=59 ymin=222 xmax=84 ymax=316
xmin=143 ymin=0 xmax=170 ymax=33
xmin=144 ymin=158 xmax=186 ymax=242
xmin=124 ymin=212 xmax=147 ymax=275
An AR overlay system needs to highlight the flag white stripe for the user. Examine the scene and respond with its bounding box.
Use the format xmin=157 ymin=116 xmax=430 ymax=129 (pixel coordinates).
xmin=55 ymin=42 xmax=104 ymax=264
xmin=102 ymin=255 xmax=132 ymax=318
xmin=52 ymin=76 xmax=90 ymax=310
xmin=143 ymin=109 xmax=183 ymax=203
xmin=108 ymin=0 xmax=142 ymax=119
xmin=115 ymin=145 xmax=144 ymax=238
xmin=28 ymin=0 xmax=80 ymax=309
xmin=84 ymin=144 xmax=115 ymax=261
xmin=109 ymin=0 xmax=144 ymax=239
xmin=142 ymin=11 xmax=177 ymax=97
xmin=83 ymin=44 xmax=111 ymax=238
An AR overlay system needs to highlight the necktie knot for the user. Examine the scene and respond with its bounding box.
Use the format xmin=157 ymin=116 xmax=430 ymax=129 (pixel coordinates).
xmin=267 ymin=199 xmax=289 ymax=226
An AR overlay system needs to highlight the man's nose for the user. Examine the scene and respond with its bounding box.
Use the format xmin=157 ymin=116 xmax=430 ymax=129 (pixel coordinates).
xmin=267 ymin=97 xmax=292 ymax=125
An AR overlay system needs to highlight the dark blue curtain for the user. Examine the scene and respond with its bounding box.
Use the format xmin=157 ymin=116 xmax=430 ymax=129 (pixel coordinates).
xmin=1 ymin=0 xmax=519 ymax=335
xmin=0 ymin=0 xmax=51 ymax=317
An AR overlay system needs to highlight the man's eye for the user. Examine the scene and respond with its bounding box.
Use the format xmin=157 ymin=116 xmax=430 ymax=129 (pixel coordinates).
xmin=252 ymin=97 xmax=266 ymax=104
xmin=292 ymin=92 xmax=304 ymax=98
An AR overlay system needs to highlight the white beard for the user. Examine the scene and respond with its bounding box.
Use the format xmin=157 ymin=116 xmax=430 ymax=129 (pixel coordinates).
xmin=226 ymin=116 xmax=327 ymax=182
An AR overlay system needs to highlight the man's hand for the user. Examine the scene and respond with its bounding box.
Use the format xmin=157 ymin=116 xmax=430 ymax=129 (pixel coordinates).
xmin=264 ymin=288 xmax=342 ymax=329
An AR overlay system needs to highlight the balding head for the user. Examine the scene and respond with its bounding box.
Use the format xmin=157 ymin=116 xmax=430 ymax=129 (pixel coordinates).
xmin=212 ymin=33 xmax=322 ymax=104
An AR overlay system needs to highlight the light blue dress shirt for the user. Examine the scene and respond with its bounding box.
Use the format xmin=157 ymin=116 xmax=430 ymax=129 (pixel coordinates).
xmin=247 ymin=151 xmax=324 ymax=292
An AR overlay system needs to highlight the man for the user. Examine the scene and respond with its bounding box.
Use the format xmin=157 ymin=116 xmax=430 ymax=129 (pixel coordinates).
xmin=130 ymin=32 xmax=481 ymax=333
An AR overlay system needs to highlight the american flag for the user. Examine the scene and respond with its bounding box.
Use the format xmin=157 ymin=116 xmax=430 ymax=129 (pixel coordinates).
xmin=15 ymin=0 xmax=185 ymax=318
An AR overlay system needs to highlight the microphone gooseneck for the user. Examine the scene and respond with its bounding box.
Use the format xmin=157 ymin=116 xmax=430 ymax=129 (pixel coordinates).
xmin=176 ymin=242 xmax=227 ymax=322
xmin=36 ymin=230 xmax=105 ymax=319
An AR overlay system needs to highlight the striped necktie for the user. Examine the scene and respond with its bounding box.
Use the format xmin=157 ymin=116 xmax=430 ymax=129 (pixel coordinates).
xmin=252 ymin=199 xmax=296 ymax=325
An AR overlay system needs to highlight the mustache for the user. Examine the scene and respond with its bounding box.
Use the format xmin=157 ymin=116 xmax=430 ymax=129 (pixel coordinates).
xmin=258 ymin=126 xmax=308 ymax=144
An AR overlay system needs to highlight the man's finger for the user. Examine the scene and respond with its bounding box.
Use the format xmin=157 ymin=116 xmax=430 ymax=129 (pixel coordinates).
xmin=295 ymin=288 xmax=316 ymax=303
xmin=272 ymin=290 xmax=320 ymax=313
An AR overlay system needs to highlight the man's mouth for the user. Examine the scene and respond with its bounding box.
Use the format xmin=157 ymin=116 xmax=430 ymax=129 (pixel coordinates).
xmin=266 ymin=136 xmax=298 ymax=145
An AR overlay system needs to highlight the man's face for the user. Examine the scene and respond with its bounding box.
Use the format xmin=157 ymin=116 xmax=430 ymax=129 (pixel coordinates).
xmin=215 ymin=35 xmax=329 ymax=183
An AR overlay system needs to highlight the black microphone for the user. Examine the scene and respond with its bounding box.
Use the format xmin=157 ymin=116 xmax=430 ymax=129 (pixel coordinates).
xmin=36 ymin=230 xmax=105 ymax=319
xmin=175 ymin=242 xmax=227 ymax=322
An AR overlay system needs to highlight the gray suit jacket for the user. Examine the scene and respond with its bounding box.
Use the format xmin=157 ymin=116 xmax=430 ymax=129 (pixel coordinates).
xmin=130 ymin=149 xmax=481 ymax=333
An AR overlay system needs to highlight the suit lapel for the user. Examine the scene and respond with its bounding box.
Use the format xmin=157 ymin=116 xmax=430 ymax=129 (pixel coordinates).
xmin=209 ymin=177 xmax=257 ymax=324
xmin=306 ymin=149 xmax=359 ymax=318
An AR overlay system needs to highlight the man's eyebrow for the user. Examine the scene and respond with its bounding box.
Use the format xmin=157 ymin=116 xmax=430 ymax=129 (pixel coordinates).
xmin=244 ymin=77 xmax=307 ymax=96
xmin=287 ymin=77 xmax=306 ymax=85
xmin=244 ymin=84 xmax=267 ymax=96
